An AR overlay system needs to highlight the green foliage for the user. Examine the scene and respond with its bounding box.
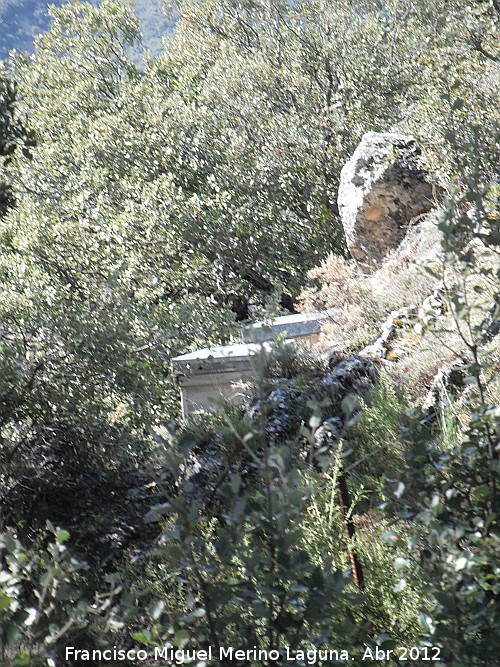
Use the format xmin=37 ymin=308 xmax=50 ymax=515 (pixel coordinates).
xmin=300 ymin=460 xmax=423 ymax=644
xmin=0 ymin=0 xmax=176 ymax=60
xmin=176 ymin=401 xmax=258 ymax=464
xmin=136 ymin=418 xmax=365 ymax=661
xmin=0 ymin=520 xmax=154 ymax=666
xmin=406 ymin=1 xmax=499 ymax=185
xmin=0 ymin=0 xmax=498 ymax=663
xmin=0 ymin=66 xmax=34 ymax=217
xmin=0 ymin=0 xmax=237 ymax=530
xmin=387 ymin=119 xmax=500 ymax=665
xmin=1 ymin=523 xmax=98 ymax=665
xmin=155 ymin=0 xmax=451 ymax=308
xmin=263 ymin=341 xmax=327 ymax=382
xmin=343 ymin=373 xmax=408 ymax=487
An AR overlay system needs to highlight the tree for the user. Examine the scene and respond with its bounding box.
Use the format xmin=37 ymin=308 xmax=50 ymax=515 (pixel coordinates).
xmin=1 ymin=0 xmax=236 ymax=532
xmin=0 ymin=67 xmax=34 ymax=219
xmin=0 ymin=1 xmax=498 ymax=663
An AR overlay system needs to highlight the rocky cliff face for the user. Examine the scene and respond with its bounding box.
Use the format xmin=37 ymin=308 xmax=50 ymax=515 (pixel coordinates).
xmin=338 ymin=132 xmax=443 ymax=272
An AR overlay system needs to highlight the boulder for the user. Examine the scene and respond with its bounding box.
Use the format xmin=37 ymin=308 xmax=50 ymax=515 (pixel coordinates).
xmin=338 ymin=132 xmax=442 ymax=273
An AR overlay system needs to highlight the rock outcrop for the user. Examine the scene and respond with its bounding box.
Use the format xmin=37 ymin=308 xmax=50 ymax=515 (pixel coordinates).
xmin=338 ymin=132 xmax=443 ymax=273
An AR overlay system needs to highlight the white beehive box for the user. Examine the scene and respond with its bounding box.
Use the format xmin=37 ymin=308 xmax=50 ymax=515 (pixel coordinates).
xmin=171 ymin=310 xmax=339 ymax=419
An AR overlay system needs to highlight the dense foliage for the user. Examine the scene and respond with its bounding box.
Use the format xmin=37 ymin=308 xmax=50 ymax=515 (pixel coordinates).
xmin=0 ymin=1 xmax=498 ymax=665
xmin=0 ymin=0 xmax=175 ymax=59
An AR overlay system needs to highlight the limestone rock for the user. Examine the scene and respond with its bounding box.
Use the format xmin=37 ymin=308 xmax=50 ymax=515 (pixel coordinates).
xmin=361 ymin=306 xmax=416 ymax=361
xmin=338 ymin=132 xmax=442 ymax=273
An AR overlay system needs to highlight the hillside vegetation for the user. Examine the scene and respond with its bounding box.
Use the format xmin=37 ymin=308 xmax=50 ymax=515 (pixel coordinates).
xmin=0 ymin=0 xmax=175 ymax=59
xmin=0 ymin=1 xmax=499 ymax=665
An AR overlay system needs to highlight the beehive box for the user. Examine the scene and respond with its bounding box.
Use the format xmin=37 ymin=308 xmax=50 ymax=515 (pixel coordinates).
xmin=171 ymin=310 xmax=339 ymax=418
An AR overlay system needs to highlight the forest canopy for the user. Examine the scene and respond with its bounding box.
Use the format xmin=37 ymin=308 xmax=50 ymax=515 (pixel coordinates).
xmin=0 ymin=0 xmax=174 ymax=58
xmin=0 ymin=1 xmax=498 ymax=665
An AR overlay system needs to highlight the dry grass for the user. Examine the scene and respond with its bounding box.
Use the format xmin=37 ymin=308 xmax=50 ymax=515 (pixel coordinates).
xmin=297 ymin=255 xmax=381 ymax=352
xmin=297 ymin=215 xmax=444 ymax=354
xmin=387 ymin=328 xmax=461 ymax=402
xmin=297 ymin=214 xmax=499 ymax=403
